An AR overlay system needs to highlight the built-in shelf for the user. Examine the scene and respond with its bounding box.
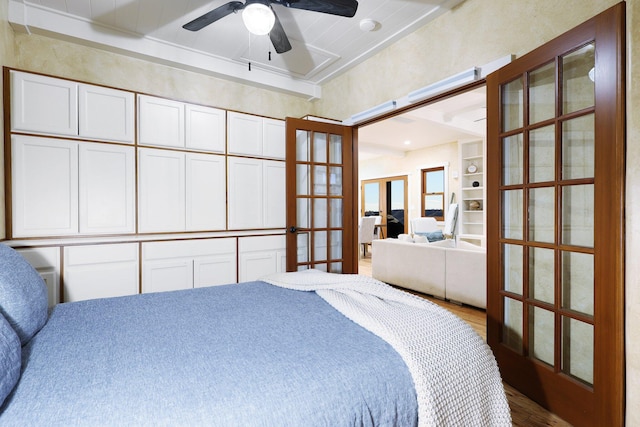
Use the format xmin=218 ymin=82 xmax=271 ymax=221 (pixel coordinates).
xmin=458 ymin=139 xmax=486 ymax=247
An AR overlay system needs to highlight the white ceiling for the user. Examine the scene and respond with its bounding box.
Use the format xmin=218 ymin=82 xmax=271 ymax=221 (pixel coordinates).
xmin=8 ymin=0 xmax=466 ymax=99
xmin=358 ymin=86 xmax=486 ymax=160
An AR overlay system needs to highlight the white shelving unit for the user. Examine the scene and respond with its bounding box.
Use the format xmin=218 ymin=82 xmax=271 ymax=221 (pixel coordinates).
xmin=458 ymin=139 xmax=486 ymax=247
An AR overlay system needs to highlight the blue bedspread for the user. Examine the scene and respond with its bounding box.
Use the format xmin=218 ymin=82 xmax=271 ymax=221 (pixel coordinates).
xmin=1 ymin=281 xmax=418 ymax=426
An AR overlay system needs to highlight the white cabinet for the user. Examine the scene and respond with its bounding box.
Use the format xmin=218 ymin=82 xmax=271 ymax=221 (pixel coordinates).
xmin=10 ymin=71 xmax=78 ymax=136
xmin=63 ymin=243 xmax=139 ymax=302
xmin=228 ymin=157 xmax=285 ymax=229
xmin=142 ymin=238 xmax=236 ymax=293
xmin=16 ymin=247 xmax=61 ymax=307
xmin=10 ymin=70 xmax=134 ymax=143
xmin=11 ymin=135 xmax=135 ymax=237
xmin=238 ymin=235 xmax=286 ymax=282
xmin=138 ymin=95 xmax=225 ymax=152
xmin=227 ymin=112 xmax=285 ymax=159
xmin=138 ymin=148 xmax=226 ymax=233
xmin=79 ymin=84 xmax=135 ymax=143
xmin=11 ymin=136 xmax=79 ymax=236
xmin=79 ymin=143 xmax=135 ymax=234
xmin=458 ymin=139 xmax=486 ymax=247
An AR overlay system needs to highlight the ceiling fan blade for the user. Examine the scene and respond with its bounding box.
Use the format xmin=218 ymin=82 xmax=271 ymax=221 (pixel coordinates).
xmin=269 ymin=10 xmax=292 ymax=54
xmin=183 ymin=1 xmax=245 ymax=31
xmin=273 ymin=0 xmax=358 ymax=18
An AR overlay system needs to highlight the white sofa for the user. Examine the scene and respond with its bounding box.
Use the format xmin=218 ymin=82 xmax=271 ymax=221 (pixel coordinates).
xmin=371 ymin=238 xmax=486 ymax=309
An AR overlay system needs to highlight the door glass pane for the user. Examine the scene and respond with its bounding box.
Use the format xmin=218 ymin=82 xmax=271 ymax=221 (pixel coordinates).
xmin=562 ymin=114 xmax=595 ymax=180
xmin=529 ymin=62 xmax=556 ymax=124
xmin=502 ymin=77 xmax=524 ymax=132
xmin=313 ymin=165 xmax=327 ymax=195
xmin=314 ymin=231 xmax=327 ymax=261
xmin=561 ymin=184 xmax=594 ymax=247
xmin=314 ymin=198 xmax=327 ymax=228
xmin=329 ymin=198 xmax=343 ymax=228
xmin=562 ymin=251 xmax=594 ymax=316
xmin=529 ymin=247 xmax=555 ymax=304
xmin=530 ymin=125 xmax=555 ymax=183
xmin=330 ymin=262 xmax=342 ymax=273
xmin=503 ymin=244 xmax=523 ymax=295
xmin=529 ymin=187 xmax=555 ymax=243
xmin=562 ymin=317 xmax=594 ymax=385
xmin=297 ymin=198 xmax=310 ymax=228
xmin=503 ymin=297 xmax=523 ymax=353
xmin=330 ymin=230 xmax=342 ymax=259
xmin=503 ymin=133 xmax=524 ymax=185
xmin=363 ymin=182 xmax=380 ymax=216
xmin=297 ymin=233 xmax=309 ymax=263
xmin=502 ymin=189 xmax=523 ymax=240
xmin=296 ymin=165 xmax=309 ymax=195
xmin=530 ymin=306 xmax=555 ymax=366
xmin=562 ymin=42 xmax=595 ymax=115
xmin=329 ymin=166 xmax=342 ymax=196
xmin=387 ymin=180 xmax=405 ymax=238
xmin=296 ymin=130 xmax=309 ymax=162
xmin=315 ymin=263 xmax=328 ymax=272
xmin=313 ymin=132 xmax=327 ymax=163
xmin=329 ymin=134 xmax=342 ymax=164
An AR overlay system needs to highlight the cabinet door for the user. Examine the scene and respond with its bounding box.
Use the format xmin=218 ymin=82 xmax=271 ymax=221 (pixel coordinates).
xmin=185 ymin=152 xmax=226 ymax=231
xmin=263 ymin=160 xmax=286 ymax=228
xmin=227 ymin=111 xmax=262 ymax=156
xmin=193 ymin=255 xmax=237 ymax=287
xmin=11 ymin=136 xmax=79 ymax=237
xmin=79 ymin=84 xmax=135 ymax=143
xmin=263 ymin=118 xmax=285 ymax=159
xmin=138 ymin=95 xmax=185 ymax=148
xmin=143 ymin=259 xmax=193 ymax=293
xmin=239 ymin=251 xmax=276 ymax=282
xmin=10 ymin=71 xmax=78 ymax=136
xmin=228 ymin=157 xmax=263 ymax=229
xmin=138 ymin=148 xmax=186 ymax=232
xmin=79 ymin=143 xmax=135 ymax=234
xmin=186 ymin=104 xmax=226 ymax=152
xmin=64 ymin=243 xmax=139 ymax=302
xmin=17 ymin=247 xmax=60 ymax=307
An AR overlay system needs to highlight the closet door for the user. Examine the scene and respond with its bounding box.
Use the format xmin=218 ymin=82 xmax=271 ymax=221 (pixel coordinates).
xmin=263 ymin=160 xmax=286 ymax=228
xmin=11 ymin=135 xmax=79 ymax=237
xmin=138 ymin=148 xmax=186 ymax=232
xmin=263 ymin=118 xmax=286 ymax=159
xmin=79 ymin=143 xmax=135 ymax=234
xmin=186 ymin=152 xmax=226 ymax=231
xmin=228 ymin=157 xmax=263 ymax=229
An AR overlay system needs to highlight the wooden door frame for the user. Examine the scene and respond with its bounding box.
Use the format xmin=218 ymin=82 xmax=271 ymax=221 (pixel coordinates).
xmin=486 ymin=3 xmax=625 ymax=425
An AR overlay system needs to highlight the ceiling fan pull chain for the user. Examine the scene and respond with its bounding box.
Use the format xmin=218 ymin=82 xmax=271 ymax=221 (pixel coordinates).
xmin=249 ymin=62 xmax=252 ymax=71
xmin=269 ymin=51 xmax=272 ymax=61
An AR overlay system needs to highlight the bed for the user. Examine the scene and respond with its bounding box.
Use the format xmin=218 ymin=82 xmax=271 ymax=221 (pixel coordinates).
xmin=0 ymin=244 xmax=511 ymax=426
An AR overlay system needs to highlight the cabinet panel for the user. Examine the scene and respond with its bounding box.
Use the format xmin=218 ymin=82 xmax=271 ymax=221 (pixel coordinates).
xmin=143 ymin=259 xmax=193 ymax=293
xmin=17 ymin=247 xmax=60 ymax=307
xmin=138 ymin=148 xmax=186 ymax=233
xmin=228 ymin=157 xmax=263 ymax=229
xmin=186 ymin=104 xmax=226 ymax=152
xmin=138 ymin=95 xmax=185 ymax=148
xmin=263 ymin=118 xmax=286 ymax=159
xmin=227 ymin=111 xmax=262 ymax=156
xmin=79 ymin=143 xmax=135 ymax=234
xmin=263 ymin=160 xmax=286 ymax=228
xmin=193 ymin=255 xmax=237 ymax=287
xmin=238 ymin=235 xmax=286 ymax=282
xmin=79 ymin=84 xmax=134 ymax=143
xmin=239 ymin=251 xmax=276 ymax=282
xmin=10 ymin=71 xmax=78 ymax=136
xmin=186 ymin=153 xmax=226 ymax=231
xmin=11 ymin=136 xmax=79 ymax=236
xmin=64 ymin=243 xmax=138 ymax=302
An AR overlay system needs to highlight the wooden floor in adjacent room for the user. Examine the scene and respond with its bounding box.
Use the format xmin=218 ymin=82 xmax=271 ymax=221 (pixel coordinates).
xmin=358 ymin=255 xmax=572 ymax=427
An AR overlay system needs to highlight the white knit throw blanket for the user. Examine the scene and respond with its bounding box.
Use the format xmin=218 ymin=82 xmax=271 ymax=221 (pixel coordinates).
xmin=263 ymin=270 xmax=512 ymax=427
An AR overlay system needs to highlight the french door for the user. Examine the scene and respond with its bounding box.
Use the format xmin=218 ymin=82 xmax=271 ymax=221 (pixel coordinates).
xmin=285 ymin=118 xmax=357 ymax=273
xmin=486 ymin=3 xmax=625 ymax=426
xmin=361 ymin=175 xmax=408 ymax=239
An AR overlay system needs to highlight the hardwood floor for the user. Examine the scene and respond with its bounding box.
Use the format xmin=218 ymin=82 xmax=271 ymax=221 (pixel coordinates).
xmin=358 ymin=255 xmax=572 ymax=426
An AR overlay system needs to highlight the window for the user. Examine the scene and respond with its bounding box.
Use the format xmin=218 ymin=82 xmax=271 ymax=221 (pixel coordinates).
xmin=421 ymin=167 xmax=444 ymax=221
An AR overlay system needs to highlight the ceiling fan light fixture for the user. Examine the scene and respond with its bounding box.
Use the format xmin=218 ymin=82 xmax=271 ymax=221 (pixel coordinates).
xmin=242 ymin=2 xmax=275 ymax=36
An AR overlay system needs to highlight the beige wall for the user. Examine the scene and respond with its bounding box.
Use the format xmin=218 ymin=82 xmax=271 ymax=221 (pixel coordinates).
xmin=316 ymin=0 xmax=638 ymax=424
xmin=1 ymin=0 xmax=638 ymax=423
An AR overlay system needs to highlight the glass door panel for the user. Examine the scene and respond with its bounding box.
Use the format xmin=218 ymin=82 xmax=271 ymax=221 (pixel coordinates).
xmin=562 ymin=114 xmax=594 ymax=180
xmin=387 ymin=179 xmax=406 ymax=238
xmin=562 ymin=317 xmax=594 ymax=385
xmin=561 ymin=184 xmax=594 ymax=248
xmin=502 ymin=77 xmax=524 ymax=132
xmin=363 ymin=182 xmax=380 ymax=216
xmin=529 ymin=247 xmax=554 ymax=304
xmin=562 ymin=43 xmax=595 ymax=114
xmin=529 ymin=62 xmax=556 ymax=124
xmin=501 ymin=189 xmax=523 ymax=239
xmin=530 ymin=306 xmax=555 ymax=366
xmin=529 ymin=125 xmax=555 ymax=183
xmin=561 ymin=251 xmax=594 ymax=316
xmin=528 ymin=187 xmax=555 ymax=244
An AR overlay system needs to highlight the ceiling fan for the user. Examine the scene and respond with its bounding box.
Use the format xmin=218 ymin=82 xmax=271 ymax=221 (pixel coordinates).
xmin=182 ymin=0 xmax=359 ymax=54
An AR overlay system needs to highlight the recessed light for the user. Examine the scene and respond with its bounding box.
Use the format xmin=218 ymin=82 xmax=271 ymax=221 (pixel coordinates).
xmin=359 ymin=19 xmax=379 ymax=32
xmin=404 ymin=140 xmax=411 ymax=145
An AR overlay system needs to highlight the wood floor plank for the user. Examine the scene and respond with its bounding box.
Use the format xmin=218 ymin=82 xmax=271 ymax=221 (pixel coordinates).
xmin=358 ymin=256 xmax=572 ymax=426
